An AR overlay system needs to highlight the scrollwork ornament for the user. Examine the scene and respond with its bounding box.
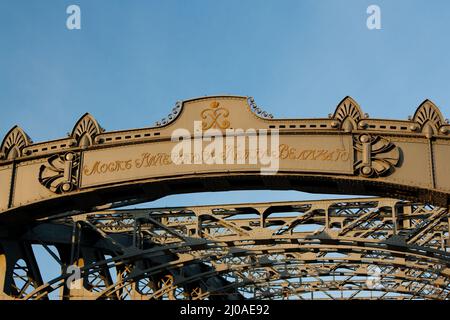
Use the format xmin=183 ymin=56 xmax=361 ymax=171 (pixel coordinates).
xmin=39 ymin=152 xmax=80 ymax=194
xmin=354 ymin=134 xmax=401 ymax=178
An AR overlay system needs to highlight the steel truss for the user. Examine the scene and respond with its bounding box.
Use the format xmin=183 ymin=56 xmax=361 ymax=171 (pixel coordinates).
xmin=0 ymin=197 xmax=449 ymax=300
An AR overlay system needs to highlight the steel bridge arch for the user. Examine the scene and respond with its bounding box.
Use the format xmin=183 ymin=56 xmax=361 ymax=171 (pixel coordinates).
xmin=7 ymin=214 xmax=449 ymax=300
xmin=1 ymin=96 xmax=450 ymax=223
xmin=1 ymin=96 xmax=450 ymax=300
xmin=20 ymin=237 xmax=449 ymax=300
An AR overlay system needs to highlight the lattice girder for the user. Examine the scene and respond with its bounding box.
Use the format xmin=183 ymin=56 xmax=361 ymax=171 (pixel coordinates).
xmin=0 ymin=197 xmax=448 ymax=300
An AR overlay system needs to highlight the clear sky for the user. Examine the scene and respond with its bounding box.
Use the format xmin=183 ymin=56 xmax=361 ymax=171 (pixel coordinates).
xmin=1 ymin=0 xmax=450 ymax=295
xmin=1 ymin=0 xmax=450 ymax=204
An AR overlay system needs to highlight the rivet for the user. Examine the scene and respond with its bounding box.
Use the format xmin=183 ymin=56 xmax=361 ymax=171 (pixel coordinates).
xmin=362 ymin=166 xmax=372 ymax=175
xmin=360 ymin=135 xmax=370 ymax=143
xmin=65 ymin=153 xmax=74 ymax=161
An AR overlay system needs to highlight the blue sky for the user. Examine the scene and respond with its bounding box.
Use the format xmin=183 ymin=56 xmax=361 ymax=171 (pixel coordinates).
xmin=2 ymin=0 xmax=450 ymax=296
xmin=1 ymin=0 xmax=450 ymax=207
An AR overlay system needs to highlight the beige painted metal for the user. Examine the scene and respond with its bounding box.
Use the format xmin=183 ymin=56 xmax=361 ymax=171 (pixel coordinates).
xmin=1 ymin=95 xmax=450 ymax=300
xmin=1 ymin=96 xmax=450 ymax=222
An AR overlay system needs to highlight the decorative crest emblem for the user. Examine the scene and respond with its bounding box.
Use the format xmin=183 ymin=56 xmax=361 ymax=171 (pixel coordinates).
xmin=39 ymin=152 xmax=80 ymax=194
xmin=354 ymin=135 xmax=401 ymax=177
xmin=200 ymin=101 xmax=230 ymax=130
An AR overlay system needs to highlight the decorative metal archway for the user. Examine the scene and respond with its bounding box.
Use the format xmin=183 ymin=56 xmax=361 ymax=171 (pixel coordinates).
xmin=0 ymin=96 xmax=449 ymax=300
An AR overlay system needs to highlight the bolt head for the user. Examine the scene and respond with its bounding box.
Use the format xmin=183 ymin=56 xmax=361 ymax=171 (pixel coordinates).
xmin=361 ymin=166 xmax=372 ymax=176
xmin=331 ymin=121 xmax=339 ymax=128
xmin=65 ymin=153 xmax=74 ymax=161
xmin=360 ymin=135 xmax=370 ymax=143
xmin=358 ymin=121 xmax=367 ymax=129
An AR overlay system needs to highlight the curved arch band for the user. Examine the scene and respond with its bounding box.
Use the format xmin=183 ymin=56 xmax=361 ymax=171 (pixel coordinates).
xmin=1 ymin=96 xmax=450 ymax=222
